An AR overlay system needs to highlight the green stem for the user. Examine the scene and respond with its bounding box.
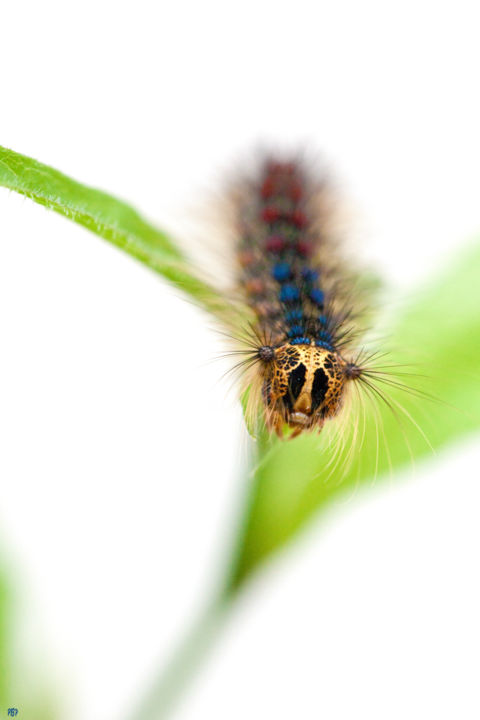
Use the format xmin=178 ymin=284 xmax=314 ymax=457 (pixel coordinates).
xmin=124 ymin=441 xmax=259 ymax=719
xmin=125 ymin=591 xmax=233 ymax=720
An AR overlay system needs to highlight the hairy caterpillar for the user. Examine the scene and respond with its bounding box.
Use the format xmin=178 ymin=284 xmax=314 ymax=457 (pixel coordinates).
xmin=226 ymin=156 xmax=390 ymax=439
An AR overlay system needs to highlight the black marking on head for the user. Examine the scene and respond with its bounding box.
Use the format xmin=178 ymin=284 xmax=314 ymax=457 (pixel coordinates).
xmin=276 ymin=347 xmax=301 ymax=369
xmin=283 ymin=363 xmax=307 ymax=411
xmin=311 ymin=367 xmax=329 ymax=411
xmin=323 ymin=354 xmax=335 ymax=372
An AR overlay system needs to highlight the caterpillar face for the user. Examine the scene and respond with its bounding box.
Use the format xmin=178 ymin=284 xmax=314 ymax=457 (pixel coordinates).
xmin=260 ymin=343 xmax=347 ymax=435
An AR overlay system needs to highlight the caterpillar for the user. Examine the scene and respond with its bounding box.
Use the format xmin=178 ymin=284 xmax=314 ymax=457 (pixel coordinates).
xmin=229 ymin=156 xmax=379 ymax=439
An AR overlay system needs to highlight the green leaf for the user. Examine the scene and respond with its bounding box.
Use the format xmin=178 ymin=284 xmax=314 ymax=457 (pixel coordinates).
xmin=0 ymin=567 xmax=12 ymax=705
xmin=226 ymin=242 xmax=480 ymax=589
xmin=0 ymin=562 xmax=56 ymax=719
xmin=0 ymin=145 xmax=232 ymax=320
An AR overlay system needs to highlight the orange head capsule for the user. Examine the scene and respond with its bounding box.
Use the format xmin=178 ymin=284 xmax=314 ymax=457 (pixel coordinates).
xmin=258 ymin=342 xmax=351 ymax=436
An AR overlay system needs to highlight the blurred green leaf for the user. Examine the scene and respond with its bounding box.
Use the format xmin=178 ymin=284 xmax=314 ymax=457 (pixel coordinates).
xmin=0 ymin=568 xmax=12 ymax=704
xmin=0 ymin=563 xmax=56 ymax=719
xmin=226 ymin=242 xmax=480 ymax=589
xmin=0 ymin=146 xmax=231 ymax=320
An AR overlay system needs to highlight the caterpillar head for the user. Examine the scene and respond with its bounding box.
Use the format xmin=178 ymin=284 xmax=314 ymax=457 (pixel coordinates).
xmin=258 ymin=342 xmax=358 ymax=436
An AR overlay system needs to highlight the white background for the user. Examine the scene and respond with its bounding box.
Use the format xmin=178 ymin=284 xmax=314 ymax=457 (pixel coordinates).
xmin=1 ymin=1 xmax=480 ymax=718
